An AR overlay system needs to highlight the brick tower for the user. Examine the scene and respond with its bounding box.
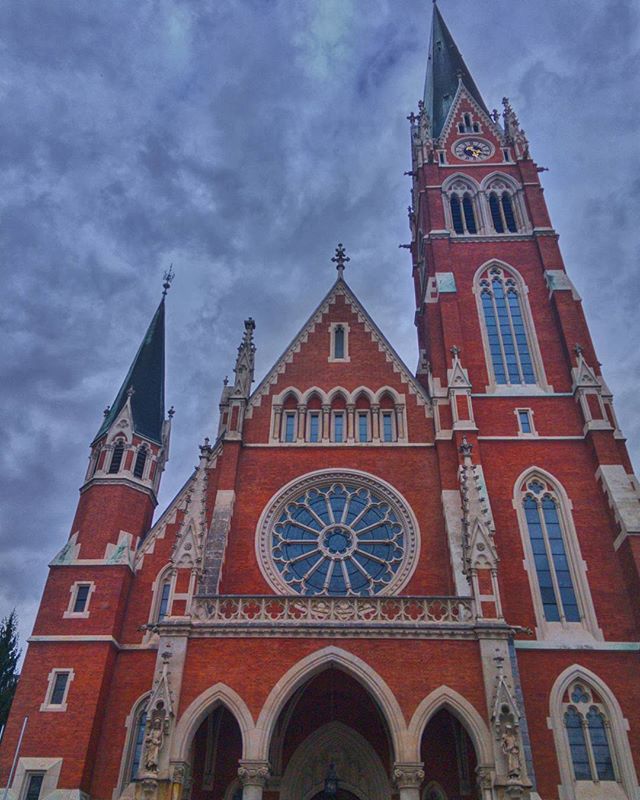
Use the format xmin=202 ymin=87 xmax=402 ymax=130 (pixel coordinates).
xmin=2 ymin=6 xmax=640 ymax=800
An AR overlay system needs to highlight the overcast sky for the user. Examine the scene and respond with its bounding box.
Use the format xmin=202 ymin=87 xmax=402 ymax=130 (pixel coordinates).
xmin=1 ymin=0 xmax=639 ymax=649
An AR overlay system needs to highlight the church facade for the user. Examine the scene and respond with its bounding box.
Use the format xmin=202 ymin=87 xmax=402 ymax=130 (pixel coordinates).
xmin=2 ymin=7 xmax=640 ymax=800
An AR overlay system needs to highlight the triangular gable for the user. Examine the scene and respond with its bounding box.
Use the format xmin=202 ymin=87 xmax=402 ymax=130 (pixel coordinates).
xmin=247 ymin=278 xmax=430 ymax=414
xmin=439 ymin=84 xmax=504 ymax=150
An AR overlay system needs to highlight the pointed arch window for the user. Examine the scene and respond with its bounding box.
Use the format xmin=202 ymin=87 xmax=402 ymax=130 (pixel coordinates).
xmin=523 ymin=478 xmax=580 ymax=623
xmin=489 ymin=191 xmax=518 ymax=233
xmin=108 ymin=440 xmax=125 ymax=474
xmin=130 ymin=703 xmax=148 ymax=781
xmin=516 ymin=472 xmax=601 ymax=642
xmin=118 ymin=694 xmax=150 ymax=789
xmin=563 ymin=682 xmax=616 ymax=783
xmin=479 ymin=266 xmax=536 ymax=385
xmin=334 ymin=326 xmax=345 ymax=359
xmin=133 ymin=445 xmax=148 ymax=479
xmin=446 ymin=180 xmax=479 ymax=236
xmin=157 ymin=579 xmax=171 ymax=621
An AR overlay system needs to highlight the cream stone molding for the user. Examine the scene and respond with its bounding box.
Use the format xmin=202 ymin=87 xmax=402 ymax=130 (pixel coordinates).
xmin=253 ymin=645 xmax=407 ymax=763
xmin=41 ymin=667 xmax=75 ymax=712
xmin=255 ymin=469 xmax=420 ymax=598
xmin=406 ymin=685 xmax=494 ymax=765
xmin=171 ymin=682 xmax=255 ymax=763
xmin=548 ymin=665 xmax=639 ymax=800
xmin=280 ymin=721 xmax=390 ymax=800
xmin=9 ymin=757 xmax=63 ymax=800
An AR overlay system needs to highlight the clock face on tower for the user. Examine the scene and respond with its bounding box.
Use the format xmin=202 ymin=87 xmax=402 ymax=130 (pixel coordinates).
xmin=453 ymin=138 xmax=494 ymax=161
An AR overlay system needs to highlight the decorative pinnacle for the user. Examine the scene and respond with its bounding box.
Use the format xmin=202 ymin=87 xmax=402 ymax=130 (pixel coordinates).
xmin=162 ymin=264 xmax=175 ymax=297
xmin=103 ymin=405 xmax=111 ymax=418
xmin=331 ymin=243 xmax=350 ymax=277
xmin=223 ymin=376 xmax=229 ymax=386
xmin=574 ymin=343 xmax=584 ymax=357
xmin=459 ymin=436 xmax=473 ymax=457
xmin=126 ymin=386 xmax=135 ymax=399
xmin=450 ymin=344 xmax=461 ymax=359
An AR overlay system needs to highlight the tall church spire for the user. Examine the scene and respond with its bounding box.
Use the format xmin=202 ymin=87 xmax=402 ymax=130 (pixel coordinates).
xmin=424 ymin=4 xmax=490 ymax=138
xmin=94 ymin=295 xmax=167 ymax=445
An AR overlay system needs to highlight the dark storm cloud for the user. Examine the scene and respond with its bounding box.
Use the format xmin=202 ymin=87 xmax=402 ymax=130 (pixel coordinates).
xmin=1 ymin=0 xmax=638 ymax=646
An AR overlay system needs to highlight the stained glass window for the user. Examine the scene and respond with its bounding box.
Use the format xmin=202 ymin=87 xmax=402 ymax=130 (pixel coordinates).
xmin=480 ymin=267 xmax=536 ymax=385
xmin=524 ymin=481 xmax=580 ymax=623
xmin=563 ymin=683 xmax=617 ymax=783
xmin=271 ymin=480 xmax=406 ymax=596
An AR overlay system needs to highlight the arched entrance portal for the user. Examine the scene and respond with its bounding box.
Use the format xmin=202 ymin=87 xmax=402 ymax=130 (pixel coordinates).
xmin=420 ymin=709 xmax=478 ymax=799
xmin=275 ymin=668 xmax=393 ymax=800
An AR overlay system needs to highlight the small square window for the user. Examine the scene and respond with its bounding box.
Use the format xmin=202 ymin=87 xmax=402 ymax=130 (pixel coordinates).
xmin=23 ymin=774 xmax=45 ymax=800
xmin=517 ymin=409 xmax=534 ymax=434
xmin=72 ymin=584 xmax=91 ymax=614
xmin=284 ymin=413 xmax=296 ymax=443
xmin=50 ymin=672 xmax=69 ymax=705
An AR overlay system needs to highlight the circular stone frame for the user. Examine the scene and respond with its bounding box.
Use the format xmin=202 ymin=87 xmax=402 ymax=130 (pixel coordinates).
xmin=256 ymin=469 xmax=420 ymax=596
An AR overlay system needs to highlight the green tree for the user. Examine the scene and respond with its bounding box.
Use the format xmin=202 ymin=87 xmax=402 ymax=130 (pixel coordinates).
xmin=0 ymin=610 xmax=21 ymax=731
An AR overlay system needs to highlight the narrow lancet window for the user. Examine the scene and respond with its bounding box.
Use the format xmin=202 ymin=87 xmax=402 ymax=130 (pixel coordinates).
xmin=479 ymin=266 xmax=536 ymax=385
xmin=334 ymin=325 xmax=345 ymax=359
xmin=133 ymin=446 xmax=147 ymax=479
xmin=489 ymin=192 xmax=504 ymax=232
xmin=523 ymin=479 xmax=580 ymax=623
xmin=502 ymin=192 xmax=518 ymax=232
xmin=108 ymin=440 xmax=125 ymax=474
xmin=450 ymin=194 xmax=464 ymax=234
xmin=462 ymin=193 xmax=477 ymax=233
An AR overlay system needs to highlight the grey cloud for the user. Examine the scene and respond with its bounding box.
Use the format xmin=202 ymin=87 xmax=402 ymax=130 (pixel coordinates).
xmin=1 ymin=0 xmax=638 ymax=648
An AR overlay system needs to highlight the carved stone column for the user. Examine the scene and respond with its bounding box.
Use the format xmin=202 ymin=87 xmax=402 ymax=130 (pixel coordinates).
xmin=321 ymin=403 xmax=331 ymax=442
xmin=394 ymin=403 xmax=405 ymax=440
xmin=393 ymin=762 xmax=425 ymax=800
xmin=346 ymin=403 xmax=355 ymax=442
xmin=238 ymin=760 xmax=270 ymax=800
xmin=297 ymin=404 xmax=307 ymax=441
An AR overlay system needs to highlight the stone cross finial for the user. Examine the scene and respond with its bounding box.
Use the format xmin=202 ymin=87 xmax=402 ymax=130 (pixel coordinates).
xmin=574 ymin=343 xmax=584 ymax=357
xmin=450 ymin=344 xmax=461 ymax=359
xmin=168 ymin=405 xmax=175 ymax=419
xmin=331 ymin=243 xmax=350 ymax=277
xmin=126 ymin=386 xmax=135 ymax=399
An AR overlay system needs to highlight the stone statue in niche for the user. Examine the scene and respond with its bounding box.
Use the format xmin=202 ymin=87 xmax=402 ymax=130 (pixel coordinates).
xmin=501 ymin=724 xmax=522 ymax=780
xmin=142 ymin=701 xmax=169 ymax=776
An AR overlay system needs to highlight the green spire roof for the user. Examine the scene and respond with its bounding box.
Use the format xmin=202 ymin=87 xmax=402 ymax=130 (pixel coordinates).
xmin=424 ymin=4 xmax=490 ymax=138
xmin=94 ymin=299 xmax=166 ymax=445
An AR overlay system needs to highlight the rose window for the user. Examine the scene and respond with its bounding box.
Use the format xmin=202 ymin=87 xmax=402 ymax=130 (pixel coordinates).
xmin=258 ymin=471 xmax=418 ymax=596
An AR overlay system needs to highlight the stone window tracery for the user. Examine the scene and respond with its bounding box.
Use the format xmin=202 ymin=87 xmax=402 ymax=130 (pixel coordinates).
xmin=258 ymin=471 xmax=418 ymax=596
xmin=108 ymin=439 xmax=125 ymax=474
xmin=479 ymin=266 xmax=536 ymax=386
xmin=514 ymin=470 xmax=601 ymax=641
xmin=563 ymin=682 xmax=616 ymax=783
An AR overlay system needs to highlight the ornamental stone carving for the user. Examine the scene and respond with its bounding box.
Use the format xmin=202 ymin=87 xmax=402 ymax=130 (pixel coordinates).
xmin=238 ymin=760 xmax=270 ymax=787
xmin=393 ymin=763 xmax=425 ymax=789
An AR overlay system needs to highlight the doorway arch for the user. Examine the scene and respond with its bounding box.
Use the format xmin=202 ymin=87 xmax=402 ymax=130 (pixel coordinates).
xmin=279 ymin=721 xmax=391 ymax=800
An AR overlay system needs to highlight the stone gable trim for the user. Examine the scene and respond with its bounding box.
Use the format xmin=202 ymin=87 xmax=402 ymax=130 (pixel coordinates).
xmin=246 ymin=279 xmax=431 ymax=416
xmin=438 ymin=84 xmax=504 ymax=150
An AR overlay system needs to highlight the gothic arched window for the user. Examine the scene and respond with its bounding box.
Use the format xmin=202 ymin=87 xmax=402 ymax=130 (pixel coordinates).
xmin=108 ymin=440 xmax=125 ymax=474
xmin=133 ymin=446 xmax=148 ymax=479
xmin=129 ymin=702 xmax=148 ymax=780
xmin=502 ymin=192 xmax=517 ymax=232
xmin=118 ymin=694 xmax=150 ymax=789
xmin=563 ymin=683 xmax=616 ymax=782
xmin=445 ymin=179 xmax=480 ymax=235
xmin=522 ymin=478 xmax=580 ymax=623
xmin=334 ymin=325 xmax=345 ymax=359
xmin=515 ymin=471 xmax=601 ymax=641
xmin=478 ymin=266 xmax=536 ymax=385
